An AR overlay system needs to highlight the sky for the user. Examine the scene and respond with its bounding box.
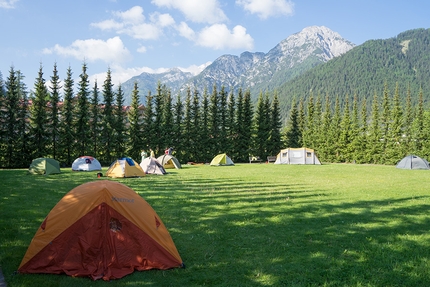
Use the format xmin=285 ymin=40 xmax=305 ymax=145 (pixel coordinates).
xmin=1 ymin=0 xmax=430 ymax=90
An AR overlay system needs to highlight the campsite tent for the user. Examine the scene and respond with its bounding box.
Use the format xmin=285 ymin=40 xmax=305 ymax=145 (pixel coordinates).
xmin=396 ymin=155 xmax=430 ymax=170
xmin=157 ymin=154 xmax=182 ymax=169
xmin=210 ymin=153 xmax=234 ymax=166
xmin=28 ymin=158 xmax=61 ymax=175
xmin=72 ymin=156 xmax=102 ymax=171
xmin=140 ymin=157 xmax=167 ymax=175
xmin=18 ymin=180 xmax=183 ymax=281
xmin=106 ymin=157 xmax=145 ymax=178
xmin=274 ymin=147 xmax=321 ymax=165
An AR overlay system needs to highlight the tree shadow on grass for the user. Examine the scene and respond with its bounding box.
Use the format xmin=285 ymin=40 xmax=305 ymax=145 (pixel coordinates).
xmin=2 ymin=167 xmax=430 ymax=286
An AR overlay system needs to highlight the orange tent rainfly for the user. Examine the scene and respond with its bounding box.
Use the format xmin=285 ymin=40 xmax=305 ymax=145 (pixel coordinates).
xmin=18 ymin=180 xmax=183 ymax=281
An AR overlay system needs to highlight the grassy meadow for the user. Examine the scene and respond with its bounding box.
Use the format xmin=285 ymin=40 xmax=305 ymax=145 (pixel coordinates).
xmin=1 ymin=163 xmax=430 ymax=286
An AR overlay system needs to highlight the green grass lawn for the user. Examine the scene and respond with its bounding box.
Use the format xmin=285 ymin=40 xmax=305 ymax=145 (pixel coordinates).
xmin=1 ymin=163 xmax=430 ymax=286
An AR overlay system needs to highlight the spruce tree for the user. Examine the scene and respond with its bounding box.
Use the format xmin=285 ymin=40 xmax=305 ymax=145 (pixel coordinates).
xmin=142 ymin=91 xmax=154 ymax=155
xmin=59 ymin=66 xmax=75 ymax=166
xmin=100 ymin=68 xmax=115 ymax=164
xmin=172 ymin=93 xmax=183 ymax=161
xmin=218 ymin=86 xmax=228 ymax=154
xmin=16 ymin=71 xmax=31 ymax=167
xmin=226 ymin=89 xmax=236 ymax=159
xmin=386 ymin=83 xmax=404 ymax=164
xmin=153 ymin=82 xmax=164 ymax=154
xmin=318 ymin=94 xmax=332 ymax=162
xmin=89 ymin=80 xmax=101 ymax=157
xmin=238 ymin=90 xmax=253 ymax=162
xmin=200 ymin=88 xmax=210 ymax=162
xmin=254 ymin=92 xmax=270 ymax=159
xmin=284 ymin=99 xmax=301 ymax=148
xmin=368 ymin=92 xmax=382 ymax=164
xmin=127 ymin=82 xmax=143 ymax=161
xmin=208 ymin=85 xmax=220 ymax=156
xmin=113 ymin=84 xmax=126 ymax=158
xmin=190 ymin=88 xmax=201 ymax=161
xmin=338 ymin=97 xmax=352 ymax=162
xmin=233 ymin=88 xmax=244 ymax=161
xmin=162 ymin=88 xmax=174 ymax=155
xmin=75 ymin=63 xmax=91 ymax=157
xmin=48 ymin=63 xmax=61 ymax=159
xmin=182 ymin=88 xmax=193 ymax=161
xmin=329 ymin=96 xmax=342 ymax=162
xmin=29 ymin=64 xmax=49 ymax=159
xmin=410 ymin=88 xmax=424 ymax=154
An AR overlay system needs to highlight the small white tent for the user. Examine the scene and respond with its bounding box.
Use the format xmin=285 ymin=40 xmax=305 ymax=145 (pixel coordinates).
xmin=140 ymin=157 xmax=167 ymax=175
xmin=72 ymin=156 xmax=102 ymax=171
xmin=274 ymin=147 xmax=321 ymax=165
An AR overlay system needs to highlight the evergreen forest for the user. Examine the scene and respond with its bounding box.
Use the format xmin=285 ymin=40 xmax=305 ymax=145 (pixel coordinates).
xmin=1 ymin=57 xmax=430 ymax=168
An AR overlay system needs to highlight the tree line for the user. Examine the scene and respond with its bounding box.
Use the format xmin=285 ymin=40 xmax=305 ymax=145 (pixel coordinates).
xmin=285 ymin=83 xmax=430 ymax=164
xmin=0 ymin=64 xmax=282 ymax=168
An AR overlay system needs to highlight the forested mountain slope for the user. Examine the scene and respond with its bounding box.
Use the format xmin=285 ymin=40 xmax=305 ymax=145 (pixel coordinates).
xmin=276 ymin=28 xmax=430 ymax=119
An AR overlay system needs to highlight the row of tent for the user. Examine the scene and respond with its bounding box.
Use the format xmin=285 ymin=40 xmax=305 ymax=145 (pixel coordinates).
xmin=28 ymin=154 xmax=183 ymax=176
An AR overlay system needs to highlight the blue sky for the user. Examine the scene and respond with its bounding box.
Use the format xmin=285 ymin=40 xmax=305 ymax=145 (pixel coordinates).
xmin=1 ymin=0 xmax=429 ymax=90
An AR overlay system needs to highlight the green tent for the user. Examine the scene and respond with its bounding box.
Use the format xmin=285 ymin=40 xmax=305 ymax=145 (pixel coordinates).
xmin=210 ymin=153 xmax=234 ymax=166
xmin=29 ymin=158 xmax=61 ymax=175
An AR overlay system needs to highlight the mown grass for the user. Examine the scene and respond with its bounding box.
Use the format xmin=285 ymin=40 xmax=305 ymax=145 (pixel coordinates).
xmin=1 ymin=163 xmax=430 ymax=286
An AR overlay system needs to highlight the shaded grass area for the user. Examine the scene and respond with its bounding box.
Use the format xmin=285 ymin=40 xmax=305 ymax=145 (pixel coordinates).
xmin=1 ymin=163 xmax=430 ymax=286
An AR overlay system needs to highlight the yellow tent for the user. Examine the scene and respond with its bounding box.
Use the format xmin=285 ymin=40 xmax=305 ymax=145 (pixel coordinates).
xmin=106 ymin=157 xmax=145 ymax=178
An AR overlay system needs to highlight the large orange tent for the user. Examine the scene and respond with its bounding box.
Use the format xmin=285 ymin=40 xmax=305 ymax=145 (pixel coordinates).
xmin=18 ymin=180 xmax=183 ymax=281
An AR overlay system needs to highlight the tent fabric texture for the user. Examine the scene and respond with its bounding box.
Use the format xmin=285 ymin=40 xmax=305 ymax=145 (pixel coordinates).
xmin=274 ymin=147 xmax=321 ymax=165
xmin=72 ymin=156 xmax=102 ymax=171
xmin=28 ymin=158 xmax=61 ymax=175
xmin=18 ymin=180 xmax=183 ymax=281
xmin=210 ymin=153 xmax=234 ymax=166
xmin=140 ymin=157 xmax=167 ymax=175
xmin=106 ymin=157 xmax=145 ymax=178
xmin=157 ymin=154 xmax=182 ymax=169
xmin=396 ymin=155 xmax=430 ymax=170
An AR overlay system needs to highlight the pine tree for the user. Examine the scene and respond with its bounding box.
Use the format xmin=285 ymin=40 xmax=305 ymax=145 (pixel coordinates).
xmin=153 ymin=82 xmax=164 ymax=154
xmin=182 ymin=88 xmax=193 ymax=161
xmin=100 ymin=68 xmax=115 ymax=164
xmin=329 ymin=96 xmax=342 ymax=162
xmin=15 ymin=71 xmax=31 ymax=167
xmin=226 ymin=89 xmax=236 ymax=159
xmin=127 ymin=82 xmax=143 ymax=161
xmin=218 ymin=86 xmax=228 ymax=154
xmin=318 ymin=94 xmax=332 ymax=161
xmin=200 ymin=88 xmax=210 ymax=162
xmin=162 ymin=88 xmax=174 ymax=155
xmin=113 ymin=84 xmax=126 ymax=158
xmin=208 ymin=85 xmax=220 ymax=156
xmin=48 ymin=63 xmax=61 ymax=159
xmin=89 ymin=80 xmax=101 ymax=157
xmin=75 ymin=63 xmax=91 ymax=157
xmin=368 ymin=92 xmax=382 ymax=164
xmin=338 ymin=97 xmax=352 ymax=162
xmin=237 ymin=89 xmax=253 ymax=162
xmin=349 ymin=95 xmax=363 ymax=163
xmin=385 ymin=83 xmax=404 ymax=164
xmin=254 ymin=92 xmax=270 ymax=159
xmin=29 ymin=64 xmax=49 ymax=159
xmin=380 ymin=83 xmax=391 ymax=163
xmin=172 ymin=93 xmax=183 ymax=161
xmin=142 ymin=91 xmax=155 ymax=155
xmin=59 ymin=66 xmax=75 ymax=166
xmin=284 ymin=99 xmax=301 ymax=148
xmin=190 ymin=88 xmax=200 ymax=161
xmin=233 ymin=88 xmax=244 ymax=161
xmin=410 ymin=88 xmax=424 ymax=154
xmin=402 ymin=85 xmax=413 ymax=154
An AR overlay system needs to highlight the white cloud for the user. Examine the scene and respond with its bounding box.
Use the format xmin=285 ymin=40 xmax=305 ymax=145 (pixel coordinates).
xmin=91 ymin=6 xmax=175 ymax=40
xmin=196 ymin=24 xmax=254 ymax=50
xmin=137 ymin=46 xmax=147 ymax=53
xmin=236 ymin=0 xmax=294 ymax=19
xmin=0 ymin=0 xmax=18 ymax=9
xmin=178 ymin=62 xmax=211 ymax=75
xmin=152 ymin=0 xmax=227 ymax=24
xmin=177 ymin=21 xmax=195 ymax=40
xmin=113 ymin=5 xmax=145 ymax=25
xmin=43 ymin=36 xmax=131 ymax=63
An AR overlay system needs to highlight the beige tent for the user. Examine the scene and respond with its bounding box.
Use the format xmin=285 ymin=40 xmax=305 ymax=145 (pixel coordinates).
xmin=274 ymin=147 xmax=321 ymax=165
xmin=157 ymin=154 xmax=182 ymax=169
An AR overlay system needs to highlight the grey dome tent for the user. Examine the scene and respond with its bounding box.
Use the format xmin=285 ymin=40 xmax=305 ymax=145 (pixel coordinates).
xmin=396 ymin=155 xmax=430 ymax=170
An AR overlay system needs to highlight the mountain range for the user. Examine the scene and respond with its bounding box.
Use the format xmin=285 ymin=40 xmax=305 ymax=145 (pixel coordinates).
xmin=121 ymin=26 xmax=356 ymax=105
